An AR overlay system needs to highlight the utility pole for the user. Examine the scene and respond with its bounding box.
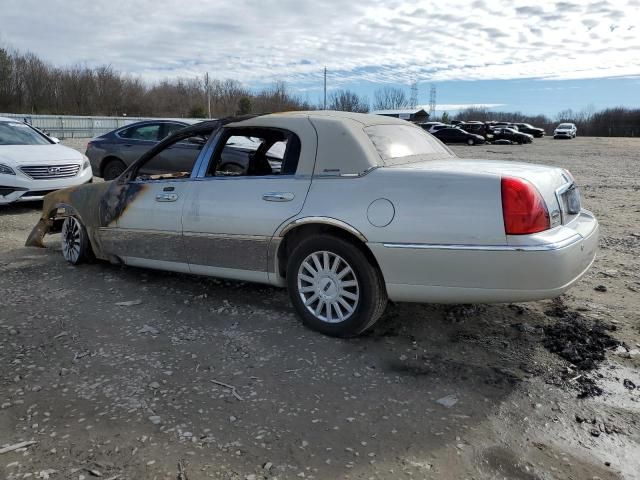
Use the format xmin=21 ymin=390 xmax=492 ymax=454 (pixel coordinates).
xmin=323 ymin=67 xmax=327 ymax=110
xmin=204 ymin=72 xmax=211 ymax=118
xmin=429 ymin=84 xmax=437 ymax=116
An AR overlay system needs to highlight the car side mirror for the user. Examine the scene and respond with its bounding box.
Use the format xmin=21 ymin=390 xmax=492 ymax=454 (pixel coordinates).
xmin=50 ymin=136 xmax=60 ymax=144
xmin=187 ymin=136 xmax=206 ymax=145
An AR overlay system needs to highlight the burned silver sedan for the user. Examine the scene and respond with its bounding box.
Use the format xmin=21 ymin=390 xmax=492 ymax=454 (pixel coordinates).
xmin=27 ymin=112 xmax=598 ymax=337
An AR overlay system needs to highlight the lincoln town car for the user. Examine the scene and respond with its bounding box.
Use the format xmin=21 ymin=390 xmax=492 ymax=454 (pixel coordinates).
xmin=26 ymin=112 xmax=598 ymax=337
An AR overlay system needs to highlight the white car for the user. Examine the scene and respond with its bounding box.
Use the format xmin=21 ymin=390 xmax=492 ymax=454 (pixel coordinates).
xmin=27 ymin=112 xmax=598 ymax=337
xmin=554 ymin=123 xmax=577 ymax=139
xmin=0 ymin=117 xmax=93 ymax=204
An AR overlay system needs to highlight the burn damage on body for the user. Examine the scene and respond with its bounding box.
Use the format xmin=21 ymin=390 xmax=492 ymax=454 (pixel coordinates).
xmin=25 ymin=115 xmax=256 ymax=256
xmin=24 ymin=181 xmax=146 ymax=257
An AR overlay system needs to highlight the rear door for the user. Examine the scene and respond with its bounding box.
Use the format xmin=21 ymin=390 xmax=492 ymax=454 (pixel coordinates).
xmin=181 ymin=126 xmax=314 ymax=281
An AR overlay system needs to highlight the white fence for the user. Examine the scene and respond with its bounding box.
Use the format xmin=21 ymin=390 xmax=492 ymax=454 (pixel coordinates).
xmin=0 ymin=113 xmax=199 ymax=138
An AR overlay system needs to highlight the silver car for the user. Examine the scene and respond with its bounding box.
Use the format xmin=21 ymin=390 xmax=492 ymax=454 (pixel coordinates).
xmin=27 ymin=112 xmax=598 ymax=337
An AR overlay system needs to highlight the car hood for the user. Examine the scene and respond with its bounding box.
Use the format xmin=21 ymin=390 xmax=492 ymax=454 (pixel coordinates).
xmin=0 ymin=144 xmax=84 ymax=167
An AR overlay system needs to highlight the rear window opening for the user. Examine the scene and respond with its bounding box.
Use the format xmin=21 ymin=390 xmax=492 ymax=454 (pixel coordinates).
xmin=364 ymin=124 xmax=454 ymax=165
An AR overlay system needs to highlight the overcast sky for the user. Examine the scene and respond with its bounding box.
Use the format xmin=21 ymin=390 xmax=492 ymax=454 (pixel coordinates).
xmin=2 ymin=0 xmax=639 ymax=113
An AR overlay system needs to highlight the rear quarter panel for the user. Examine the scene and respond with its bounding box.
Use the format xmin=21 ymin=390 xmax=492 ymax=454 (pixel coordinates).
xmin=298 ymin=167 xmax=505 ymax=245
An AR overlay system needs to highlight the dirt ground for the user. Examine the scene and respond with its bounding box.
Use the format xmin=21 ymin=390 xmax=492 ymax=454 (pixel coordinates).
xmin=1 ymin=136 xmax=638 ymax=480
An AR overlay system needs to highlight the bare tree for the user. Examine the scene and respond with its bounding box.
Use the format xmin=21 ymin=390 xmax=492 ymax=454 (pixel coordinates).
xmin=328 ymin=89 xmax=369 ymax=113
xmin=372 ymin=86 xmax=409 ymax=110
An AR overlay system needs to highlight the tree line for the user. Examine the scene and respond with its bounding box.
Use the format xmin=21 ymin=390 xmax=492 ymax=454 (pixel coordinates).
xmin=1 ymin=47 xmax=638 ymax=136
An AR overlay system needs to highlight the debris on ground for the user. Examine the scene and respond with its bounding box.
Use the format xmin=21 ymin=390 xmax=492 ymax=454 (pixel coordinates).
xmin=115 ymin=299 xmax=143 ymax=306
xmin=576 ymin=376 xmax=604 ymax=399
xmin=623 ymin=379 xmax=636 ymax=390
xmin=0 ymin=440 xmax=37 ymax=454
xmin=543 ymin=315 xmax=620 ymax=371
xmin=436 ymin=395 xmax=459 ymax=408
xmin=594 ymin=285 xmax=608 ymax=292
xmin=542 ymin=298 xmax=623 ymax=398
xmin=444 ymin=304 xmax=485 ymax=322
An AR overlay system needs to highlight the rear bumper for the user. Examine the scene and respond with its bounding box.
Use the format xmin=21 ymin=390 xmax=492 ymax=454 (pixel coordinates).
xmin=0 ymin=168 xmax=93 ymax=204
xmin=370 ymin=210 xmax=599 ymax=303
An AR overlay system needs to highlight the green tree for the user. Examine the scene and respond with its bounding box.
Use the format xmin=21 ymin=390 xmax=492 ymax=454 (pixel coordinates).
xmin=189 ymin=105 xmax=207 ymax=118
xmin=237 ymin=96 xmax=252 ymax=115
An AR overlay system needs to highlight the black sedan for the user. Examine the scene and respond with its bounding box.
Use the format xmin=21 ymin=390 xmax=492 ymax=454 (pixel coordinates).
xmin=514 ymin=123 xmax=545 ymax=138
xmin=432 ymin=127 xmax=485 ymax=145
xmin=489 ymin=127 xmax=533 ymax=144
xmin=86 ymin=119 xmax=201 ymax=180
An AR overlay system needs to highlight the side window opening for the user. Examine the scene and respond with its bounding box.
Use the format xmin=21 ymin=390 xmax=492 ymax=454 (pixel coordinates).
xmin=206 ymin=128 xmax=301 ymax=177
xmin=132 ymin=133 xmax=209 ymax=182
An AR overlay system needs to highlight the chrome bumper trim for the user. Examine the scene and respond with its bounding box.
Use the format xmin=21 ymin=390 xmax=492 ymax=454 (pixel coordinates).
xmin=382 ymin=234 xmax=582 ymax=252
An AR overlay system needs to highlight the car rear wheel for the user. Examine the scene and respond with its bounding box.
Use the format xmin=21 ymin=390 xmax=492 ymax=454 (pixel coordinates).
xmin=61 ymin=216 xmax=93 ymax=265
xmin=103 ymin=159 xmax=127 ymax=180
xmin=286 ymin=235 xmax=388 ymax=337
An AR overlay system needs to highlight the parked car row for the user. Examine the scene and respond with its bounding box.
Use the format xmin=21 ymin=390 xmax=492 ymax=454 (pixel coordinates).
xmin=418 ymin=119 xmax=578 ymax=145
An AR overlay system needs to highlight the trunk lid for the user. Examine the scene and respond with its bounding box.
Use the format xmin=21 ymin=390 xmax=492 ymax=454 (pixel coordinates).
xmin=391 ymin=158 xmax=579 ymax=227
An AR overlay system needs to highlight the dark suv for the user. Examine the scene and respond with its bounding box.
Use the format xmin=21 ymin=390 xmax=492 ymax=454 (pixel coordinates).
xmin=514 ymin=123 xmax=545 ymax=138
xmin=489 ymin=127 xmax=533 ymax=144
xmin=432 ymin=128 xmax=485 ymax=145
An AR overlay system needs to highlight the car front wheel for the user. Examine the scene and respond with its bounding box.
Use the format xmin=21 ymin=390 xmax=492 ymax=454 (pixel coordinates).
xmin=61 ymin=216 xmax=93 ymax=265
xmin=466 ymin=138 xmax=475 ymax=146
xmin=286 ymin=235 xmax=388 ymax=337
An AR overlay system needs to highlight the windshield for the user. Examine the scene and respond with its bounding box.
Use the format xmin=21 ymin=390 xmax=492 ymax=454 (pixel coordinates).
xmin=0 ymin=122 xmax=52 ymax=146
xmin=365 ymin=124 xmax=454 ymax=165
xmin=558 ymin=123 xmax=573 ymax=128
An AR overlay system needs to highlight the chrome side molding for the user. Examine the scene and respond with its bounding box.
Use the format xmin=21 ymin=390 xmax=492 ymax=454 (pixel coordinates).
xmin=382 ymin=234 xmax=583 ymax=252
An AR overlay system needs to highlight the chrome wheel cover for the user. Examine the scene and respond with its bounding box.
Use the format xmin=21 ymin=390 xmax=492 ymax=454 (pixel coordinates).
xmin=297 ymin=251 xmax=359 ymax=323
xmin=61 ymin=217 xmax=82 ymax=263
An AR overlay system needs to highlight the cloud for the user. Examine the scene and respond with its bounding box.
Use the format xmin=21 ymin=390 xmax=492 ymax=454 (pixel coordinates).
xmin=0 ymin=0 xmax=638 ymax=92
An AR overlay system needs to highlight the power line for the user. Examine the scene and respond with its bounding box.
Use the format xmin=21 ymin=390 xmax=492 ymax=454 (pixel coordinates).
xmin=429 ymin=84 xmax=436 ymax=116
xmin=410 ymin=80 xmax=418 ymax=109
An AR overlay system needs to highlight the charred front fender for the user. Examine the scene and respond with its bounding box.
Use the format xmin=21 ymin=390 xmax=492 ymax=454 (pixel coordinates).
xmin=25 ymin=179 xmax=147 ymax=255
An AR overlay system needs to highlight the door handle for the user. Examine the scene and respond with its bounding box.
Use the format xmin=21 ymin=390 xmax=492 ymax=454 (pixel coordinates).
xmin=155 ymin=193 xmax=179 ymax=202
xmin=262 ymin=192 xmax=294 ymax=202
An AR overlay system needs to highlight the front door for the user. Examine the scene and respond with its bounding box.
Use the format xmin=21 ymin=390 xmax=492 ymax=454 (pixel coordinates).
xmin=111 ymin=180 xmax=190 ymax=271
xmin=181 ymin=126 xmax=313 ymax=282
xmin=98 ymin=128 xmax=208 ymax=272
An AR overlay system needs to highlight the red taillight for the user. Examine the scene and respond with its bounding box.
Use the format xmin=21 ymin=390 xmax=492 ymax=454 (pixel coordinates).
xmin=86 ymin=141 xmax=93 ymax=151
xmin=501 ymin=177 xmax=550 ymax=235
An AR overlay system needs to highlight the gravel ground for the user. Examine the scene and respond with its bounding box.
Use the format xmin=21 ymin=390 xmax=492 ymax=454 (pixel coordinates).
xmin=0 ymin=136 xmax=639 ymax=479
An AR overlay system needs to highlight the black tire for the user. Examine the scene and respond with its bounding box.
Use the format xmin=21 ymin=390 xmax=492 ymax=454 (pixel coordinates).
xmin=102 ymin=158 xmax=127 ymax=180
xmin=286 ymin=234 xmax=388 ymax=337
xmin=61 ymin=216 xmax=93 ymax=265
xmin=466 ymin=138 xmax=475 ymax=146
